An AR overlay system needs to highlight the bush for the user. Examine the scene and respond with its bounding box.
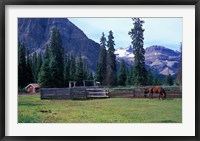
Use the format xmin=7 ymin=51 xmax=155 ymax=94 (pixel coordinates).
xmin=18 ymin=88 xmax=27 ymax=93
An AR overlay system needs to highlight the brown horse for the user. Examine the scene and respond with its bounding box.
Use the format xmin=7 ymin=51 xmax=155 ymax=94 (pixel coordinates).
xmin=144 ymin=87 xmax=166 ymax=99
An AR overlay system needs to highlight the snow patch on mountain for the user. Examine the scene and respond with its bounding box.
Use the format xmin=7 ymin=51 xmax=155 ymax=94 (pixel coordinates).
xmin=115 ymin=45 xmax=181 ymax=75
xmin=115 ymin=45 xmax=134 ymax=58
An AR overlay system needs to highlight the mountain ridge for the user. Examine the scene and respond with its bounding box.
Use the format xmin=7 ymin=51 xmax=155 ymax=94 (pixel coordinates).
xmin=18 ymin=18 xmax=100 ymax=70
xmin=18 ymin=18 xmax=181 ymax=76
xmin=115 ymin=45 xmax=181 ymax=75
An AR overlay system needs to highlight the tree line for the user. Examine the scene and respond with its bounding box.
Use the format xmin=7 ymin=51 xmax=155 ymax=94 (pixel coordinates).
xmin=95 ymin=18 xmax=180 ymax=87
xmin=18 ymin=27 xmax=93 ymax=88
xmin=18 ymin=18 xmax=182 ymax=89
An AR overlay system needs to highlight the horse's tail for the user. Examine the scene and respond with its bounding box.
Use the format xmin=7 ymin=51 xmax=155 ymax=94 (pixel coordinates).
xmin=163 ymin=89 xmax=166 ymax=98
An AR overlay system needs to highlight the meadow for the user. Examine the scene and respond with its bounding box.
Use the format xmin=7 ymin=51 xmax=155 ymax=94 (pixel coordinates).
xmin=18 ymin=94 xmax=182 ymax=123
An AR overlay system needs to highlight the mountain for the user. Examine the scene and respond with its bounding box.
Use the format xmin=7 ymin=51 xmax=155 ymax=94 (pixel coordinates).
xmin=115 ymin=45 xmax=181 ymax=75
xmin=18 ymin=18 xmax=100 ymax=70
xmin=18 ymin=18 xmax=180 ymax=76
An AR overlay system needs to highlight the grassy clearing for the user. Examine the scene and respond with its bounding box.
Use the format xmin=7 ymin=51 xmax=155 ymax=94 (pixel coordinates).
xmin=18 ymin=95 xmax=182 ymax=123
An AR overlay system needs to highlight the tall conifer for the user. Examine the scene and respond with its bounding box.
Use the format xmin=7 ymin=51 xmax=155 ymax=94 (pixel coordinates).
xmin=128 ymin=18 xmax=147 ymax=86
xmin=26 ymin=49 xmax=33 ymax=85
xmin=36 ymin=52 xmax=43 ymax=82
xmin=32 ymin=52 xmax=38 ymax=83
xmin=38 ymin=46 xmax=52 ymax=87
xmin=49 ymin=27 xmax=64 ymax=87
xmin=98 ymin=32 xmax=107 ymax=85
xmin=107 ymin=30 xmax=117 ymax=86
xmin=18 ymin=42 xmax=26 ymax=88
xmin=118 ymin=59 xmax=127 ymax=86
xmin=176 ymin=42 xmax=182 ymax=86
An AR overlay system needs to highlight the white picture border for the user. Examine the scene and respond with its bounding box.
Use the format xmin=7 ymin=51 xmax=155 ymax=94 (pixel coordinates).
xmin=5 ymin=5 xmax=195 ymax=136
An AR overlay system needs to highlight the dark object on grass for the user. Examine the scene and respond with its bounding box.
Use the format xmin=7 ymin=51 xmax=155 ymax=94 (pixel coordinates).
xmin=144 ymin=87 xmax=166 ymax=99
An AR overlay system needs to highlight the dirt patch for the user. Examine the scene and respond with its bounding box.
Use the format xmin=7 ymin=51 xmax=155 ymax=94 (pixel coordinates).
xmin=40 ymin=110 xmax=57 ymax=114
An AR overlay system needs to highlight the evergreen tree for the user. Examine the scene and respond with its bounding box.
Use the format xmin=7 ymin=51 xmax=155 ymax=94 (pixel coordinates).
xmin=82 ymin=59 xmax=89 ymax=80
xmin=152 ymin=74 xmax=160 ymax=86
xmin=88 ymin=72 xmax=94 ymax=80
xmin=49 ymin=56 xmax=61 ymax=87
xmin=32 ymin=52 xmax=38 ymax=83
xmin=49 ymin=27 xmax=64 ymax=87
xmin=95 ymin=62 xmax=102 ymax=83
xmin=87 ymin=72 xmax=94 ymax=86
xmin=36 ymin=52 xmax=43 ymax=82
xmin=18 ymin=42 xmax=26 ymax=88
xmin=118 ymin=59 xmax=127 ymax=86
xmin=98 ymin=32 xmax=107 ymax=85
xmin=165 ymin=74 xmax=173 ymax=86
xmin=107 ymin=30 xmax=117 ymax=86
xmin=125 ymin=68 xmax=132 ymax=86
xmin=26 ymin=49 xmax=33 ymax=85
xmin=131 ymin=66 xmax=136 ymax=85
xmin=69 ymin=54 xmax=76 ymax=81
xmin=147 ymin=69 xmax=153 ymax=85
xmin=76 ymin=53 xmax=85 ymax=86
xmin=128 ymin=18 xmax=147 ymax=86
xmin=176 ymin=42 xmax=182 ymax=86
xmin=64 ymin=53 xmax=70 ymax=87
xmin=38 ymin=46 xmax=52 ymax=87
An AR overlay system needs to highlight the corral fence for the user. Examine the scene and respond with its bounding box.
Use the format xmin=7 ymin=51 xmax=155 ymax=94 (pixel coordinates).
xmin=108 ymin=86 xmax=182 ymax=98
xmin=40 ymin=87 xmax=109 ymax=100
xmin=40 ymin=86 xmax=182 ymax=100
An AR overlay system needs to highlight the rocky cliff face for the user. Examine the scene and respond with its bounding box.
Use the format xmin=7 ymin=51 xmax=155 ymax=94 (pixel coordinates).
xmin=115 ymin=45 xmax=181 ymax=75
xmin=18 ymin=18 xmax=100 ymax=70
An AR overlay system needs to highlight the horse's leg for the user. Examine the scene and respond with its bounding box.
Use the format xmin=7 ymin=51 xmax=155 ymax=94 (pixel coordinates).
xmin=161 ymin=92 xmax=165 ymax=99
xmin=159 ymin=92 xmax=162 ymax=100
xmin=148 ymin=93 xmax=150 ymax=99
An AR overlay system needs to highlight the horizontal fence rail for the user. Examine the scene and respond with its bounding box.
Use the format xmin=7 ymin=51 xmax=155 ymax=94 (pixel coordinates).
xmin=108 ymin=86 xmax=182 ymax=98
xmin=40 ymin=86 xmax=182 ymax=99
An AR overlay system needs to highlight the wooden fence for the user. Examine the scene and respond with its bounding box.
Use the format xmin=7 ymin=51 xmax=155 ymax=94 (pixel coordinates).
xmin=40 ymin=87 xmax=109 ymax=99
xmin=108 ymin=86 xmax=182 ymax=98
xmin=40 ymin=86 xmax=182 ymax=99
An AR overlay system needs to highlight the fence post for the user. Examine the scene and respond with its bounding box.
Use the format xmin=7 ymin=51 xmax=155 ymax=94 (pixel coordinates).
xmin=133 ymin=88 xmax=135 ymax=98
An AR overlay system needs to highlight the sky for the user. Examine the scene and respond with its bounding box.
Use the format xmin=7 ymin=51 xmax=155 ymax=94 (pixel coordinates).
xmin=68 ymin=18 xmax=182 ymax=51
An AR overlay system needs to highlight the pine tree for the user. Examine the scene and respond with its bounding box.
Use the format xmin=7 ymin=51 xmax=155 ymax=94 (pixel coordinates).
xmin=88 ymin=72 xmax=94 ymax=80
xmin=38 ymin=46 xmax=52 ymax=87
xmin=36 ymin=52 xmax=43 ymax=83
xmin=18 ymin=42 xmax=26 ymax=88
xmin=128 ymin=18 xmax=147 ymax=86
xmin=118 ymin=59 xmax=127 ymax=86
xmin=86 ymin=72 xmax=94 ymax=86
xmin=131 ymin=66 xmax=136 ymax=85
xmin=147 ymin=69 xmax=153 ymax=85
xmin=26 ymin=49 xmax=33 ymax=85
xmin=165 ymin=74 xmax=173 ymax=86
xmin=69 ymin=54 xmax=76 ymax=81
xmin=98 ymin=32 xmax=107 ymax=85
xmin=125 ymin=68 xmax=132 ymax=86
xmin=49 ymin=27 xmax=65 ymax=87
xmin=32 ymin=52 xmax=38 ymax=83
xmin=176 ymin=42 xmax=182 ymax=86
xmin=152 ymin=74 xmax=160 ymax=86
xmin=107 ymin=30 xmax=117 ymax=86
xmin=64 ymin=53 xmax=70 ymax=87
xmin=95 ymin=62 xmax=102 ymax=83
xmin=76 ymin=53 xmax=85 ymax=86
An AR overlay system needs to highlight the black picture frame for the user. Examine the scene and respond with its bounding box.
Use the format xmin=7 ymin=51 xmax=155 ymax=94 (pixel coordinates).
xmin=0 ymin=0 xmax=199 ymax=140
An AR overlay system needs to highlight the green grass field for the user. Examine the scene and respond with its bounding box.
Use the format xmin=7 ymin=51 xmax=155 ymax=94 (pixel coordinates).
xmin=18 ymin=95 xmax=182 ymax=123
